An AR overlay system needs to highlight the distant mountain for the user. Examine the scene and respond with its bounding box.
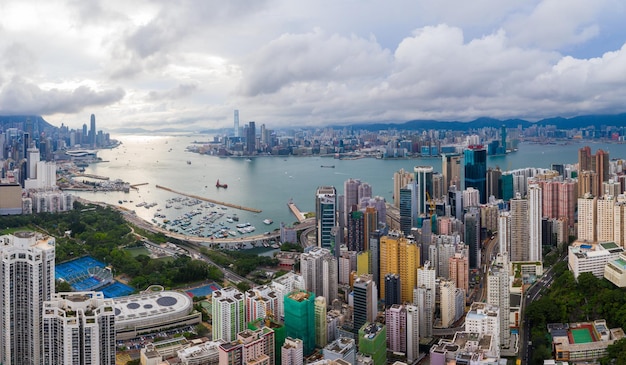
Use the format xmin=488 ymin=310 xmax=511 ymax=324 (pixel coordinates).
xmin=0 ymin=115 xmax=57 ymax=134
xmin=3 ymin=113 xmax=626 ymax=135
xmin=345 ymin=113 xmax=626 ymax=132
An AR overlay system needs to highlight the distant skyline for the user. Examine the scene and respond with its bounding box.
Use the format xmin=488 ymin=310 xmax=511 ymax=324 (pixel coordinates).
xmin=1 ymin=0 xmax=625 ymax=131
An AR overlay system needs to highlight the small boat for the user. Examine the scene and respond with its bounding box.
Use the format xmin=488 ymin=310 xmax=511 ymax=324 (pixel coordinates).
xmin=263 ymin=219 xmax=273 ymax=225
xmin=321 ymin=165 xmax=335 ymax=168
xmin=187 ymin=160 xmax=191 ymax=165
xmin=216 ymin=179 xmax=228 ymax=189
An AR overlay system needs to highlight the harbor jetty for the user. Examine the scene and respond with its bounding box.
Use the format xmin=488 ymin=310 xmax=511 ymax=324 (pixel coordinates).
xmin=155 ymin=185 xmax=262 ymax=213
xmin=76 ymin=173 xmax=109 ymax=180
xmin=130 ymin=182 xmax=148 ymax=190
xmin=287 ymin=200 xmax=307 ymax=223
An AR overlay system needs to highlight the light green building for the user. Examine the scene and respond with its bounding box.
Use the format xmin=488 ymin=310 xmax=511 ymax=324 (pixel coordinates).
xmin=358 ymin=322 xmax=387 ymax=365
xmin=284 ymin=290 xmax=316 ymax=355
xmin=211 ymin=287 xmax=245 ymax=342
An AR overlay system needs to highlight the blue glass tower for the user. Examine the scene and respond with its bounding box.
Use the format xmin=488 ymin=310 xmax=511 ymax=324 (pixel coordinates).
xmin=464 ymin=146 xmax=487 ymax=204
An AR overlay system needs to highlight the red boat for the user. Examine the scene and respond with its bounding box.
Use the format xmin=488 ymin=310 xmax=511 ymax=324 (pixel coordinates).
xmin=216 ymin=179 xmax=228 ymax=189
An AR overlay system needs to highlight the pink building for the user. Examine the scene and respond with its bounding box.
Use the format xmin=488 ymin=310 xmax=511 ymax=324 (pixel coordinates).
xmin=385 ymin=304 xmax=407 ymax=353
xmin=449 ymin=253 xmax=469 ymax=295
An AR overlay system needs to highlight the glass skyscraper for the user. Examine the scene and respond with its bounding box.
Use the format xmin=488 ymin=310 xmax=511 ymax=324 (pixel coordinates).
xmin=315 ymin=186 xmax=337 ymax=251
xmin=464 ymin=146 xmax=487 ymax=204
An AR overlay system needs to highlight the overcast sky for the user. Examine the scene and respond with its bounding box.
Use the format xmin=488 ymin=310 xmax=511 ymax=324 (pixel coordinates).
xmin=1 ymin=0 xmax=626 ymax=131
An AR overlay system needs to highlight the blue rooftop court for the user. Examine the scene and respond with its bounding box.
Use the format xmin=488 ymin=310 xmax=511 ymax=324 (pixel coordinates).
xmin=55 ymin=256 xmax=107 ymax=281
xmin=100 ymin=282 xmax=135 ymax=298
xmin=56 ymin=256 xmax=134 ymax=298
xmin=186 ymin=283 xmax=222 ymax=298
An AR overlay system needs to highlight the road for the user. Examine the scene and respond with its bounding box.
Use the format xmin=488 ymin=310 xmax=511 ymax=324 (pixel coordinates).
xmin=479 ymin=234 xmax=499 ymax=302
xmin=519 ymin=254 xmax=564 ymax=363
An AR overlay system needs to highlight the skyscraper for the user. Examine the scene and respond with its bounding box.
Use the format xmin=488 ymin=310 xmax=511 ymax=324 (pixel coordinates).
xmin=0 ymin=231 xmax=56 ymax=365
xmin=346 ymin=208 xmax=365 ymax=251
xmin=344 ymin=178 xmax=361 ymax=223
xmin=284 ymin=290 xmax=316 ymax=355
xmin=300 ymin=247 xmax=338 ymax=305
xmin=442 ymin=153 xmax=461 ymax=195
xmin=384 ymin=273 xmax=401 ymax=308
xmin=379 ymin=233 xmax=420 ymax=303
xmin=528 ymin=184 xmax=543 ymax=262
xmin=406 ymin=304 xmax=420 ymax=363
xmin=245 ymin=285 xmax=279 ymax=323
xmin=314 ymin=296 xmax=328 ymax=348
xmin=281 ymin=337 xmax=303 ymax=365
xmin=358 ymin=323 xmax=387 ymax=365
xmin=363 ymin=206 xmax=378 ymax=252
xmin=416 ymin=262 xmax=436 ymax=338
xmin=247 ymin=121 xmax=256 ymax=154
xmin=315 ymin=186 xmax=337 ymax=251
xmin=89 ymin=114 xmax=96 ymax=147
xmin=596 ymin=149 xmax=610 ymax=195
xmin=399 ymin=181 xmax=417 ymax=236
xmin=577 ymin=195 xmax=597 ymax=243
xmin=578 ymin=170 xmax=597 ymax=198
xmin=42 ymin=292 xmax=116 ymax=365
xmin=234 ymin=109 xmax=240 ymax=137
xmin=393 ymin=168 xmax=414 ymax=208
xmin=578 ymin=146 xmax=592 ymax=172
xmin=212 ymin=287 xmax=245 ymax=342
xmin=385 ymin=304 xmax=407 ymax=353
xmin=486 ymin=167 xmax=502 ymax=200
xmin=414 ymin=166 xmax=434 ymax=216
xmin=439 ymin=279 xmax=457 ymax=328
xmin=368 ymin=230 xmax=383 ymax=292
xmin=487 ymin=254 xmax=511 ymax=348
xmin=464 ymin=209 xmax=481 ymax=269
xmin=449 ymin=252 xmax=469 ymax=295
xmin=464 ymin=146 xmax=487 ymax=204
xmin=353 ymin=275 xmax=378 ymax=338
xmin=510 ymin=194 xmax=529 ymax=261
xmin=498 ymin=212 xmax=511 ymax=255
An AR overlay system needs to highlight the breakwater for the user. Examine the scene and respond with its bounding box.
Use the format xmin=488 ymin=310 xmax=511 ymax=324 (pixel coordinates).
xmin=155 ymin=185 xmax=262 ymax=213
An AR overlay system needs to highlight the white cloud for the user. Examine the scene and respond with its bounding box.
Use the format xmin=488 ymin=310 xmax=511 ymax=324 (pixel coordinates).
xmin=0 ymin=0 xmax=625 ymax=130
xmin=0 ymin=77 xmax=125 ymax=115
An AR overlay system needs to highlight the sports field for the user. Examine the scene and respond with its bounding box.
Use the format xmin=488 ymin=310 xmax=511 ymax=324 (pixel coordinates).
xmin=571 ymin=328 xmax=594 ymax=343
xmin=56 ymin=256 xmax=134 ymax=298
xmin=187 ymin=283 xmax=222 ymax=297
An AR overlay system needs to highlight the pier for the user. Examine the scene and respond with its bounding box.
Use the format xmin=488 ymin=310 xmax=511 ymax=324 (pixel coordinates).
xmin=130 ymin=182 xmax=148 ymax=190
xmin=76 ymin=173 xmax=109 ymax=180
xmin=155 ymin=185 xmax=262 ymax=213
xmin=287 ymin=201 xmax=307 ymax=223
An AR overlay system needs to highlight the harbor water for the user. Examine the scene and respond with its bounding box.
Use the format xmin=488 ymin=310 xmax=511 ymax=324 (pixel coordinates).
xmin=75 ymin=135 xmax=626 ymax=237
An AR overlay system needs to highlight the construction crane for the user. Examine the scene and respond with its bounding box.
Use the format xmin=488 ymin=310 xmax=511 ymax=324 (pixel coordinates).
xmin=426 ymin=191 xmax=436 ymax=216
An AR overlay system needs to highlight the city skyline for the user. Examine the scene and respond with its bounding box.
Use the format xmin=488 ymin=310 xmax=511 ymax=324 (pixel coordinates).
xmin=1 ymin=1 xmax=626 ymax=131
